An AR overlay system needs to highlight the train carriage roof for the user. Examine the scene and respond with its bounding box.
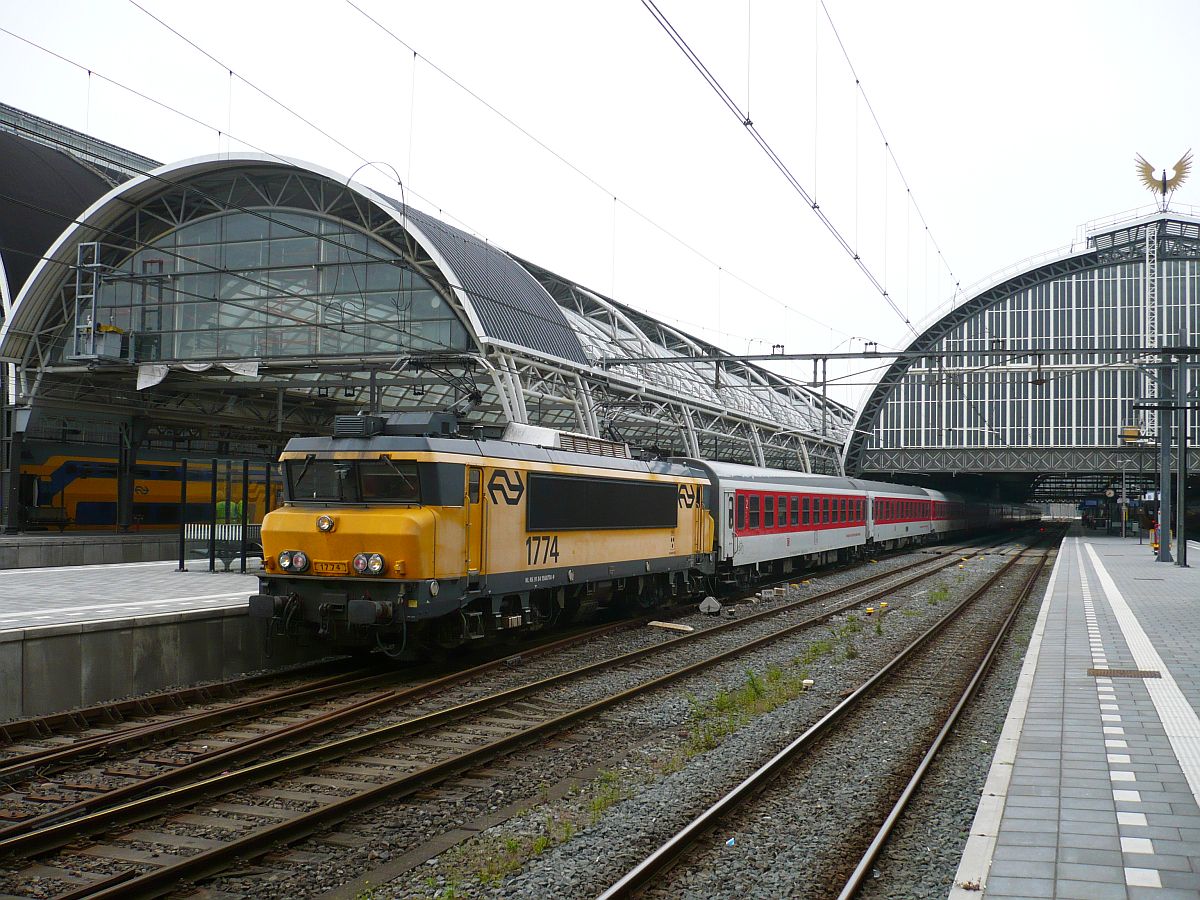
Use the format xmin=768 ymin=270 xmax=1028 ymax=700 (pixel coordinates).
xmin=680 ymin=459 xmax=935 ymax=497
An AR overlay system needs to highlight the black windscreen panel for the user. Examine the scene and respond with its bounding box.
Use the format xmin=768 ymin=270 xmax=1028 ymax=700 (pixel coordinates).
xmin=527 ymin=473 xmax=678 ymax=531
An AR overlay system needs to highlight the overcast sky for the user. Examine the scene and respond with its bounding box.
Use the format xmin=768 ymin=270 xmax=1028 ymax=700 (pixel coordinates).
xmin=3 ymin=0 xmax=1198 ymax=406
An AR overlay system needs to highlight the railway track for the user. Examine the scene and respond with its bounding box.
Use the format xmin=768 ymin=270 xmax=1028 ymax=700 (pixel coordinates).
xmin=0 ymin=618 xmax=650 ymax=835
xmin=598 ymin=535 xmax=1054 ymax=899
xmin=0 ymin=538 xmax=1010 ymax=898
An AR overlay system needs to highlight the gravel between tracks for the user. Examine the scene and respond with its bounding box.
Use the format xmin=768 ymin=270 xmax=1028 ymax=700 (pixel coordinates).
xmin=198 ymin=542 xmax=1039 ymax=900
xmin=385 ymin=546 xmax=1046 ymax=900
xmin=196 ymin=546 xmax=969 ymax=899
xmin=0 ymin=543 xmax=1024 ymax=900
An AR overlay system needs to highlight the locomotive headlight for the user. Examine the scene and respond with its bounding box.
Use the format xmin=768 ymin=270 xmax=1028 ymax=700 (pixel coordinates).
xmin=367 ymin=553 xmax=386 ymax=575
xmin=316 ymin=515 xmax=335 ymax=532
xmin=290 ymin=551 xmax=309 ymax=572
xmin=352 ymin=552 xmax=369 ymax=574
xmin=278 ymin=550 xmax=294 ymax=570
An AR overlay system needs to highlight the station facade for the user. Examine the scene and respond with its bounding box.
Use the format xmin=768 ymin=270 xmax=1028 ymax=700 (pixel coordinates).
xmin=846 ymin=210 xmax=1200 ymax=504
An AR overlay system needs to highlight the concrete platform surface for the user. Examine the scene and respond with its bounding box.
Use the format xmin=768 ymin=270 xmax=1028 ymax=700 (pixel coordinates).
xmin=0 ymin=559 xmax=257 ymax=631
xmin=0 ymin=560 xmax=326 ymax=720
xmin=952 ymin=532 xmax=1200 ymax=898
xmin=0 ymin=531 xmax=179 ymax=569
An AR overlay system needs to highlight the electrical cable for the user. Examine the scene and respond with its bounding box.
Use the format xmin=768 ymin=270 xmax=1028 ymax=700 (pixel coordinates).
xmin=0 ymin=21 xmax=847 ymax=412
xmin=640 ymin=0 xmax=919 ymax=337
xmin=818 ymin=1 xmax=957 ymax=298
xmin=343 ymin=0 xmax=849 ymax=338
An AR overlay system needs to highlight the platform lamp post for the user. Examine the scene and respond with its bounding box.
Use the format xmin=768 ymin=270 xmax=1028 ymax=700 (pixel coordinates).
xmin=1175 ymin=351 xmax=1188 ymax=567
xmin=1158 ymin=356 xmax=1174 ymax=563
xmin=1121 ymin=462 xmax=1129 ymax=539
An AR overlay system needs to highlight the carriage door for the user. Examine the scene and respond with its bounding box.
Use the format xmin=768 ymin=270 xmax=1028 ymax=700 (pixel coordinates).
xmin=725 ymin=491 xmax=737 ymax=558
xmin=466 ymin=468 xmax=484 ymax=580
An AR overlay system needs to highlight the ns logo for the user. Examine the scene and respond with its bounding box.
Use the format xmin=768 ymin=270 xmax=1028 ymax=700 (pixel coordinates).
xmin=677 ymin=484 xmax=700 ymax=509
xmin=487 ymin=470 xmax=525 ymax=505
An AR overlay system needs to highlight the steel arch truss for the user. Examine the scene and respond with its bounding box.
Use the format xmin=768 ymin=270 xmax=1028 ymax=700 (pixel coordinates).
xmin=846 ymin=213 xmax=1200 ymax=484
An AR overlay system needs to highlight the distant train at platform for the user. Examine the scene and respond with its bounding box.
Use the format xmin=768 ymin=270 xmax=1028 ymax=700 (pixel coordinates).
xmin=15 ymin=443 xmax=280 ymax=530
xmin=249 ymin=413 xmax=1039 ymax=657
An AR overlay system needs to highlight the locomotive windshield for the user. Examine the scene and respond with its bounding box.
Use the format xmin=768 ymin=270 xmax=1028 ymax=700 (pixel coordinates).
xmin=286 ymin=456 xmax=420 ymax=503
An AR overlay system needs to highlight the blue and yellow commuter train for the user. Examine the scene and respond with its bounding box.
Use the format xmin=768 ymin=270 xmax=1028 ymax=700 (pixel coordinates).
xmin=15 ymin=443 xmax=279 ymax=530
xmin=249 ymin=413 xmax=1039 ymax=655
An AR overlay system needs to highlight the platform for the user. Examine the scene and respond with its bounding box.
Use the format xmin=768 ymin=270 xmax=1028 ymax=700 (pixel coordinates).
xmin=0 ymin=530 xmax=179 ymax=569
xmin=0 ymin=559 xmax=255 ymax=630
xmin=953 ymin=532 xmax=1200 ymax=898
xmin=0 ymin=561 xmax=321 ymax=720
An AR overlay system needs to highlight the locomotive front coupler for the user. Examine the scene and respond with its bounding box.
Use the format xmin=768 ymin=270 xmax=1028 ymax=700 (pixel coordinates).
xmin=347 ymin=594 xmax=405 ymax=626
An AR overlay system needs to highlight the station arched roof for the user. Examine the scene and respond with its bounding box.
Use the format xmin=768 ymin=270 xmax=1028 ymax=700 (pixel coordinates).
xmin=844 ymin=209 xmax=1200 ymax=499
xmin=0 ymin=152 xmax=587 ymax=368
xmin=0 ymin=151 xmax=850 ymax=472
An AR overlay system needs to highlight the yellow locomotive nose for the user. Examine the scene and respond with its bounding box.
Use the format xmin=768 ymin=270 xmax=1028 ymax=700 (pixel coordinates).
xmin=261 ymin=505 xmax=438 ymax=579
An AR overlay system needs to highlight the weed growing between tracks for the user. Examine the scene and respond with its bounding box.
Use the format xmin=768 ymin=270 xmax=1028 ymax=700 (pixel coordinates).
xmin=428 ymin=778 xmax=607 ymax=895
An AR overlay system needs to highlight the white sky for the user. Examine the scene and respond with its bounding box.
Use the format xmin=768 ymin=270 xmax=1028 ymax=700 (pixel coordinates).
xmin=2 ymin=0 xmax=1199 ymax=408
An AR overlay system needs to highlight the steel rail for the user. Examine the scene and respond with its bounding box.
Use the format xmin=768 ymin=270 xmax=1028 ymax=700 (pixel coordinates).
xmin=0 ymin=537 xmax=963 ymax=776
xmin=0 ymin=616 xmax=641 ymax=782
xmin=0 ymin=618 xmax=635 ymax=838
xmin=834 ymin=546 xmax=1053 ymax=899
xmin=596 ymin=535 xmax=1052 ymax=899
xmin=0 ymin=542 xmax=967 ymax=843
xmin=0 ymin=659 xmax=355 ymax=746
xmin=1 ymin=541 xmax=1006 ymax=891
xmin=0 ymin=668 xmax=387 ymax=779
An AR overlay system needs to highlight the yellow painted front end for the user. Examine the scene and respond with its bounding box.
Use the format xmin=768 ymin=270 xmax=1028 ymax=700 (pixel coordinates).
xmin=261 ymin=503 xmax=460 ymax=582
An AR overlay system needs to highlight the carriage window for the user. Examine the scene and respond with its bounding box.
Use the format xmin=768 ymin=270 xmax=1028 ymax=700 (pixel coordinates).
xmin=802 ymin=497 xmax=810 ymax=525
xmin=737 ymin=496 xmax=746 ymax=530
xmin=764 ymin=495 xmax=775 ymax=528
xmin=749 ymin=495 xmax=760 ymax=529
xmin=790 ymin=497 xmax=799 ymax=526
xmin=778 ymin=496 xmax=787 ymax=527
xmin=822 ymin=498 xmax=830 ymax=523
xmin=840 ymin=499 xmax=847 ymax=522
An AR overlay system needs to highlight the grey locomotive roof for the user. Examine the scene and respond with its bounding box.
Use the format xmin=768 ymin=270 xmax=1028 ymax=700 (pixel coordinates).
xmin=284 ymin=435 xmax=700 ymax=478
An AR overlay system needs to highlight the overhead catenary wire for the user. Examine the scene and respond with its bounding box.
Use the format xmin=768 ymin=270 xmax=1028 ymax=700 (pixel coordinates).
xmin=0 ymin=13 xmax=851 ymax=368
xmin=818 ymin=1 xmax=957 ymax=293
xmin=639 ymin=0 xmax=921 ymax=338
xmin=343 ymin=0 xmax=849 ymax=339
xmin=0 ymin=16 xmax=851 ymax=422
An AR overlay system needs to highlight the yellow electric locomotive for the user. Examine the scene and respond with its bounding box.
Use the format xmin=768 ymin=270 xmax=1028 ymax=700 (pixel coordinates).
xmin=250 ymin=413 xmax=714 ymax=654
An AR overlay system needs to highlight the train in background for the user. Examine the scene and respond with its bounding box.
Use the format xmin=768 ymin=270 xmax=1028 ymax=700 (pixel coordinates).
xmin=249 ymin=413 xmax=1039 ymax=657
xmin=14 ymin=442 xmax=281 ymax=530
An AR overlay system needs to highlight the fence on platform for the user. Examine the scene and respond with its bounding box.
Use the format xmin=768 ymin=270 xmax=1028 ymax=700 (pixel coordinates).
xmin=178 ymin=458 xmax=278 ymax=573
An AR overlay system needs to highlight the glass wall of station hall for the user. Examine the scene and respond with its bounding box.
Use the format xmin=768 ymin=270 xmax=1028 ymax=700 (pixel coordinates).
xmin=63 ymin=169 xmax=472 ymax=366
xmin=873 ymin=258 xmax=1200 ymax=452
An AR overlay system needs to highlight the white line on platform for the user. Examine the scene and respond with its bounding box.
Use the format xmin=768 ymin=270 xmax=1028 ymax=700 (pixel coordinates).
xmin=949 ymin=534 xmax=1066 ymax=898
xmin=0 ymin=559 xmax=178 ymax=575
xmin=0 ymin=592 xmax=248 ymax=621
xmin=1084 ymin=541 xmax=1200 ymax=808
